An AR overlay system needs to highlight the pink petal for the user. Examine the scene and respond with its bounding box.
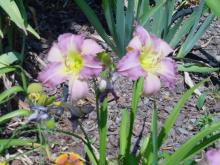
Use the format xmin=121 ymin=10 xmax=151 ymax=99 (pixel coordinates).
xmin=116 ymin=51 xmax=145 ymax=80
xmin=127 ymin=36 xmax=142 ymax=51
xmin=57 ymin=33 xmax=84 ymax=53
xmin=69 ymin=78 xmax=89 ymax=101
xmin=157 ymin=58 xmax=177 ymax=88
xmin=47 ymin=43 xmax=64 ymax=62
xmin=206 ymin=149 xmax=220 ymax=165
xmin=133 ymin=25 xmax=151 ymax=45
xmin=150 ymin=34 xmax=173 ymax=56
xmin=81 ymin=39 xmax=103 ymax=56
xmin=80 ymin=55 xmax=103 ymax=79
xmin=143 ymin=73 xmax=161 ymax=96
xmin=37 ymin=63 xmax=68 ymax=88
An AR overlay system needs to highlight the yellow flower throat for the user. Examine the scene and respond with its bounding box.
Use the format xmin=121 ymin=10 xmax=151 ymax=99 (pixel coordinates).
xmin=65 ymin=50 xmax=84 ymax=74
xmin=139 ymin=46 xmax=161 ymax=74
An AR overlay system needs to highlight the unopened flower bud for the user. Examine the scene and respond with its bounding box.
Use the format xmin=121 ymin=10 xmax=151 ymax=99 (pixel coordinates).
xmin=99 ymin=79 xmax=107 ymax=92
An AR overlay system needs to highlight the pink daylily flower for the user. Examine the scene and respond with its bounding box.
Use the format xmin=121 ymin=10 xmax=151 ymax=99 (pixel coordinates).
xmin=206 ymin=149 xmax=220 ymax=165
xmin=38 ymin=33 xmax=103 ymax=101
xmin=117 ymin=25 xmax=177 ymax=96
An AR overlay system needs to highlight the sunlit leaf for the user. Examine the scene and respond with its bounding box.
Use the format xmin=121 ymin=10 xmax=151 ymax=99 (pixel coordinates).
xmin=205 ymin=0 xmax=220 ymax=17
xmin=0 ymin=52 xmax=21 ymax=68
xmin=0 ymin=109 xmax=30 ymax=124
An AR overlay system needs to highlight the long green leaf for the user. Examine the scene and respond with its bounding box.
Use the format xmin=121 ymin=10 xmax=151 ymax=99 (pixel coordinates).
xmin=205 ymin=0 xmax=220 ymax=17
xmin=164 ymin=17 xmax=183 ymax=43
xmin=0 ymin=0 xmax=26 ymax=32
xmin=177 ymin=13 xmax=214 ymax=58
xmin=85 ymin=145 xmax=98 ymax=165
xmin=0 ymin=0 xmax=39 ymax=38
xmin=0 ymin=52 xmax=21 ymax=68
xmin=0 ymin=67 xmax=16 ymax=75
xmin=183 ymin=132 xmax=220 ymax=160
xmin=0 ymin=86 xmax=24 ymax=103
xmin=161 ymin=121 xmax=220 ymax=165
xmin=120 ymin=109 xmax=130 ymax=156
xmin=139 ymin=0 xmax=166 ymax=27
xmin=116 ymin=0 xmax=125 ymax=57
xmin=125 ymin=0 xmax=134 ymax=47
xmin=169 ymin=13 xmax=196 ymax=47
xmin=157 ymin=78 xmax=209 ymax=149
xmin=178 ymin=63 xmax=219 ymax=73
xmin=125 ymin=77 xmax=144 ymax=163
xmin=73 ymin=0 xmax=116 ymax=52
xmin=137 ymin=136 xmax=150 ymax=161
xmin=0 ymin=139 xmax=39 ymax=150
xmin=0 ymin=109 xmax=30 ymax=124
xmin=102 ymin=0 xmax=115 ymax=38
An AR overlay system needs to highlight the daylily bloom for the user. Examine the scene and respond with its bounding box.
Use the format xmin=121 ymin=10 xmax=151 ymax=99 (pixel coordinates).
xmin=55 ymin=152 xmax=84 ymax=165
xmin=117 ymin=25 xmax=176 ymax=96
xmin=206 ymin=149 xmax=220 ymax=165
xmin=38 ymin=33 xmax=103 ymax=101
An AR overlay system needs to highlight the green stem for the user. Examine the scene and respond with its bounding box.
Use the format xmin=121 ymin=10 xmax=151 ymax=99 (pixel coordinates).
xmin=99 ymin=98 xmax=108 ymax=165
xmin=125 ymin=78 xmax=144 ymax=164
xmin=93 ymin=79 xmax=100 ymax=126
xmin=20 ymin=33 xmax=26 ymax=62
xmin=78 ymin=121 xmax=99 ymax=165
xmin=0 ymin=13 xmax=3 ymax=53
xmin=152 ymin=100 xmax=158 ymax=165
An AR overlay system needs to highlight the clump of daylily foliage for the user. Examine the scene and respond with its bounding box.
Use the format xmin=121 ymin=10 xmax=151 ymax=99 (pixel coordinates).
xmin=1 ymin=0 xmax=220 ymax=165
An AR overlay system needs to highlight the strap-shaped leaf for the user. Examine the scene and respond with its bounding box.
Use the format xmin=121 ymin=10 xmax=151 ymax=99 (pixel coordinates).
xmin=125 ymin=0 xmax=134 ymax=47
xmin=116 ymin=0 xmax=126 ymax=57
xmin=73 ymin=0 xmax=116 ymax=52
xmin=177 ymin=13 xmax=214 ymax=58
xmin=0 ymin=0 xmax=39 ymax=38
xmin=178 ymin=63 xmax=219 ymax=73
xmin=0 ymin=52 xmax=21 ymax=68
xmin=169 ymin=13 xmax=196 ymax=47
xmin=205 ymin=0 xmax=220 ymax=17
xmin=139 ymin=0 xmax=166 ymax=27
xmin=0 ymin=86 xmax=24 ymax=103
xmin=157 ymin=78 xmax=209 ymax=149
xmin=0 ymin=109 xmax=30 ymax=124
xmin=120 ymin=109 xmax=130 ymax=156
xmin=161 ymin=121 xmax=220 ymax=165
